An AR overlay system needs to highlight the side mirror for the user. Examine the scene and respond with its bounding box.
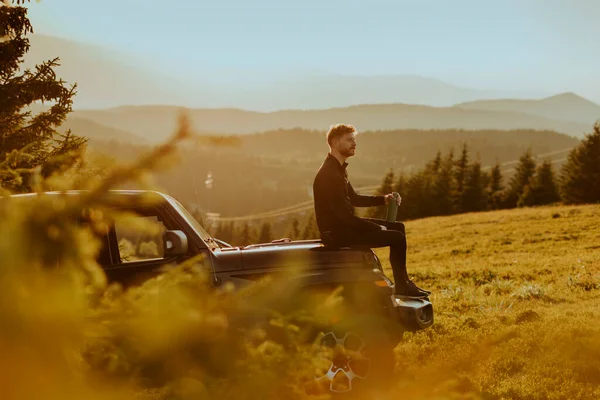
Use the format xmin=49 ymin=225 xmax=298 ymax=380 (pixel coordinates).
xmin=163 ymin=230 xmax=188 ymax=257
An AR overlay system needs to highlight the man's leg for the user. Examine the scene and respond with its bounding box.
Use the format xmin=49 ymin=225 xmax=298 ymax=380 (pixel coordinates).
xmin=341 ymin=229 xmax=405 ymax=283
xmin=364 ymin=217 xmax=405 ymax=233
xmin=364 ymin=218 xmax=405 ymax=234
xmin=337 ymin=228 xmax=426 ymax=297
xmin=363 ymin=218 xmax=408 ymax=281
xmin=362 ymin=218 xmax=430 ymax=295
xmin=366 ymin=217 xmax=406 ymax=265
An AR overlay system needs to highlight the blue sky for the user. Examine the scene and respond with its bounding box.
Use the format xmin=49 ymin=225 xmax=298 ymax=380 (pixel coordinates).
xmin=26 ymin=0 xmax=600 ymax=99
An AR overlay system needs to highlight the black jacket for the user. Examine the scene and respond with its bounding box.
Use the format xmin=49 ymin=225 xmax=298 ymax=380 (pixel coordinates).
xmin=313 ymin=153 xmax=385 ymax=238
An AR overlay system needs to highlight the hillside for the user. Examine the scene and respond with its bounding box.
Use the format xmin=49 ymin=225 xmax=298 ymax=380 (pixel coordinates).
xmin=375 ymin=203 xmax=600 ymax=399
xmin=89 ymin=128 xmax=580 ymax=217
xmin=61 ymin=117 xmax=147 ymax=145
xmin=455 ymin=92 xmax=600 ymax=127
xmin=72 ymin=102 xmax=591 ymax=143
xmin=24 ymin=102 xmax=145 ymax=144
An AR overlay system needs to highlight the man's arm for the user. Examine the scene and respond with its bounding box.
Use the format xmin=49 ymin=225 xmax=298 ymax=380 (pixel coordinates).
xmin=348 ymin=182 xmax=386 ymax=207
xmin=328 ymin=174 xmax=383 ymax=232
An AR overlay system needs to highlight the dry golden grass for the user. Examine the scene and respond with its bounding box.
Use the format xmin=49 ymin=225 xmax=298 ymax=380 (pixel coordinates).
xmin=375 ymin=204 xmax=600 ymax=399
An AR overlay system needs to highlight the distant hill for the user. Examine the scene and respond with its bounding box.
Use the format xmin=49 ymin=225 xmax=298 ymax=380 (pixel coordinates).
xmin=71 ymin=102 xmax=592 ymax=143
xmin=23 ymin=102 xmax=146 ymax=145
xmin=60 ymin=117 xmax=147 ymax=145
xmin=454 ymin=93 xmax=600 ymax=127
xmin=25 ymin=34 xmax=554 ymax=111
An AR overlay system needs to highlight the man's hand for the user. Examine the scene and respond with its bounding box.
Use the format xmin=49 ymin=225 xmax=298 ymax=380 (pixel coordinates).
xmin=384 ymin=193 xmax=402 ymax=206
xmin=380 ymin=225 xmax=387 ymax=231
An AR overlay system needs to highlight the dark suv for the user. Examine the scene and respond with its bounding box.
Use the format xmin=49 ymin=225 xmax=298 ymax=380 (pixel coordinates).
xmin=11 ymin=189 xmax=434 ymax=395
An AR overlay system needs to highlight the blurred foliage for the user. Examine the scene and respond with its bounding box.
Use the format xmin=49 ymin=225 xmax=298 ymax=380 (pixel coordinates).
xmin=0 ymin=115 xmax=343 ymax=400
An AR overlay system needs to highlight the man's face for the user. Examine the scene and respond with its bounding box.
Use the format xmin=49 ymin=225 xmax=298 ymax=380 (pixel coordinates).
xmin=334 ymin=132 xmax=357 ymax=158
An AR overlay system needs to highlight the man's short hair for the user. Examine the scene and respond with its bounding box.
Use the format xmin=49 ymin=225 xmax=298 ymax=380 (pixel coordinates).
xmin=326 ymin=123 xmax=356 ymax=146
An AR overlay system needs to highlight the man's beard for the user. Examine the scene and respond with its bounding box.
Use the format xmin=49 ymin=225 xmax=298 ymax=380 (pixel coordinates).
xmin=341 ymin=148 xmax=355 ymax=157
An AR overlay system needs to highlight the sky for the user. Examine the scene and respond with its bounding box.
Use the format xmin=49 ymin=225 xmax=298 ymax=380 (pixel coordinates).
xmin=24 ymin=0 xmax=600 ymax=100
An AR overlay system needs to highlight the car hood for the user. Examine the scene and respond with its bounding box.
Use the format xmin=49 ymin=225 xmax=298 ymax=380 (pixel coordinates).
xmin=239 ymin=240 xmax=380 ymax=271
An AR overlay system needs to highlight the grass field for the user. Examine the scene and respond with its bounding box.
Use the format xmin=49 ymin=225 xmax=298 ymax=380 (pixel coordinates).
xmin=3 ymin=194 xmax=599 ymax=400
xmin=374 ymin=204 xmax=600 ymax=399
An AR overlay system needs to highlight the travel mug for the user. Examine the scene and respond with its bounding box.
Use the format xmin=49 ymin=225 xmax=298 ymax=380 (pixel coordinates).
xmin=386 ymin=192 xmax=400 ymax=222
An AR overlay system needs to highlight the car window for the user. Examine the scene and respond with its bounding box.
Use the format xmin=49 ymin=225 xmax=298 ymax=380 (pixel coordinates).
xmin=165 ymin=197 xmax=213 ymax=245
xmin=114 ymin=215 xmax=167 ymax=263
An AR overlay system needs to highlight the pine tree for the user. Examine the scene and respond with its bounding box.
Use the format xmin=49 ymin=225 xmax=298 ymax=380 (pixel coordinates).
xmin=505 ymin=149 xmax=536 ymax=208
xmin=480 ymin=166 xmax=491 ymax=191
xmin=367 ymin=168 xmax=395 ymax=219
xmin=413 ymin=150 xmax=444 ymax=218
xmin=454 ymin=144 xmax=469 ymax=192
xmin=221 ymin=222 xmax=234 ymax=244
xmin=560 ymin=122 xmax=600 ymax=204
xmin=258 ymin=222 xmax=273 ymax=243
xmin=301 ymin=213 xmax=319 ymax=239
xmin=487 ymin=160 xmax=504 ymax=210
xmin=239 ymin=223 xmax=252 ymax=246
xmin=537 ymin=161 xmax=560 ymax=205
xmin=215 ymin=222 xmax=233 ymax=244
xmin=401 ymin=171 xmax=429 ymax=219
xmin=453 ymin=143 xmax=469 ymax=212
xmin=392 ymin=171 xmax=408 ymax=199
xmin=0 ymin=3 xmax=87 ymax=192
xmin=428 ymin=151 xmax=442 ymax=175
xmin=392 ymin=172 xmax=408 ymax=220
xmin=519 ymin=160 xmax=560 ymax=207
xmin=379 ymin=168 xmax=395 ymax=195
xmin=286 ymin=217 xmax=301 ymax=240
xmin=460 ymin=160 xmax=488 ymax=212
xmin=214 ymin=223 xmax=226 ymax=242
xmin=431 ymin=150 xmax=455 ymax=216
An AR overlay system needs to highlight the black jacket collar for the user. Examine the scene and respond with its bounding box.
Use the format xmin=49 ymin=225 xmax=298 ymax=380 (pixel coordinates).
xmin=326 ymin=153 xmax=348 ymax=171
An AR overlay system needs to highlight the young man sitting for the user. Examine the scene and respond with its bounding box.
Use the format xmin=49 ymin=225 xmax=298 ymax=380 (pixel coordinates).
xmin=312 ymin=123 xmax=430 ymax=298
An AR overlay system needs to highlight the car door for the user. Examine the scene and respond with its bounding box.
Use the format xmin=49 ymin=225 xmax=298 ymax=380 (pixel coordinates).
xmin=93 ymin=205 xmax=188 ymax=286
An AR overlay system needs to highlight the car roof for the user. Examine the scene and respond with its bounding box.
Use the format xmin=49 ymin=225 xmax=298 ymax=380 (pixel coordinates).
xmin=3 ymin=189 xmax=173 ymax=206
xmin=9 ymin=189 xmax=162 ymax=197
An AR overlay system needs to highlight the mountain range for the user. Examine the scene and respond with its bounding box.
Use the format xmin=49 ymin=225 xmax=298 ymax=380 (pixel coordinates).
xmin=69 ymin=98 xmax=597 ymax=144
xmin=454 ymin=93 xmax=600 ymax=127
xmin=24 ymin=34 xmax=558 ymax=111
xmin=22 ymin=34 xmax=600 ymax=143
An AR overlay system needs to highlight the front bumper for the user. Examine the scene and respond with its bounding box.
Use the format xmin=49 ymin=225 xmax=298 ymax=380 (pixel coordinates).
xmin=389 ymin=295 xmax=434 ymax=332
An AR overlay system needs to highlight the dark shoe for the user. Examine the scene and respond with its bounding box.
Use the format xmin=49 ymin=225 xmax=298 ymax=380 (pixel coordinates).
xmin=409 ymin=279 xmax=431 ymax=295
xmin=395 ymin=280 xmax=428 ymax=298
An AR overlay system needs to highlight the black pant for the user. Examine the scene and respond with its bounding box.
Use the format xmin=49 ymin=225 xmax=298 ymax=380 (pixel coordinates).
xmin=331 ymin=218 xmax=408 ymax=284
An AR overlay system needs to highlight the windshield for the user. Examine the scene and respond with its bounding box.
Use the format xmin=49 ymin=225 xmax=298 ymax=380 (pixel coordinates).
xmin=165 ymin=197 xmax=215 ymax=246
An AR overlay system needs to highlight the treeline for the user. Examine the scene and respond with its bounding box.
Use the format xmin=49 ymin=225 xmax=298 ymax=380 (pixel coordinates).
xmin=205 ymin=213 xmax=320 ymax=247
xmin=366 ymin=146 xmax=557 ymax=220
xmin=367 ymin=122 xmax=600 ymax=221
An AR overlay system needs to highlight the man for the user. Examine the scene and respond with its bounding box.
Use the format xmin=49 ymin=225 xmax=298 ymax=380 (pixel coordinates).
xmin=312 ymin=123 xmax=430 ymax=298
